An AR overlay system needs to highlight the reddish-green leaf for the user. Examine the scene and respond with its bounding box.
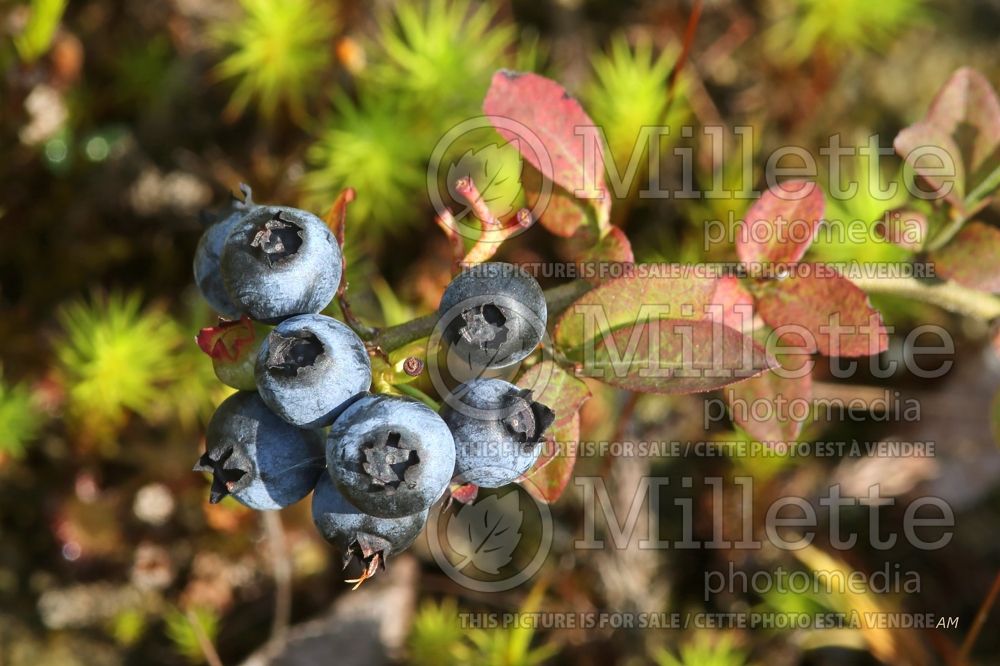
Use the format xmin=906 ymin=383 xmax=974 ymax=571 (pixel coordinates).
xmin=737 ymin=180 xmax=825 ymax=265
xmin=710 ymin=276 xmax=755 ymax=334
xmin=925 ymin=67 xmax=1000 ymax=189
xmin=484 ymin=70 xmax=607 ymax=208
xmin=515 ymin=361 xmax=590 ymax=504
xmin=894 ymin=122 xmax=965 ymax=203
xmin=931 ymin=221 xmax=1000 ymax=292
xmin=875 ymin=208 xmax=927 ymax=252
xmin=579 ymin=319 xmax=777 ymax=394
xmin=523 ymin=167 xmax=590 ymax=238
xmin=584 ymin=226 xmax=634 ymax=269
xmin=554 ymin=268 xmax=718 ymax=350
xmin=196 ymin=317 xmax=258 ymax=363
xmin=754 ymin=271 xmax=888 ymax=357
xmin=724 ymin=365 xmax=812 ymax=444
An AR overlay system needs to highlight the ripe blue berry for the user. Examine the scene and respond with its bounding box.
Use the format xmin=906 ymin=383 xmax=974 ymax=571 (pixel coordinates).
xmin=193 ymin=198 xmax=253 ymax=318
xmin=312 ymin=473 xmax=427 ymax=586
xmin=440 ymin=378 xmax=554 ymax=488
xmin=194 ymin=391 xmax=324 ymax=510
xmin=437 ymin=262 xmax=546 ymax=369
xmin=327 ymin=395 xmax=456 ymax=518
xmin=221 ymin=206 xmax=342 ymax=322
xmin=255 ymin=314 xmax=372 ymax=427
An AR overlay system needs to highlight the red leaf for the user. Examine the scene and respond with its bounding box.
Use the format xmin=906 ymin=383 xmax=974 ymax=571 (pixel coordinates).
xmin=931 ymin=221 xmax=1000 ymax=292
xmin=754 ymin=271 xmax=888 ymax=357
xmin=737 ymin=180 xmax=825 ymax=265
xmin=724 ymin=364 xmax=812 ymax=444
xmin=196 ymin=317 xmax=258 ymax=363
xmin=324 ymin=187 xmax=355 ymax=245
xmin=484 ymin=70 xmax=607 ymax=208
xmin=515 ymin=361 xmax=590 ymax=504
xmin=580 ymin=319 xmax=777 ymax=394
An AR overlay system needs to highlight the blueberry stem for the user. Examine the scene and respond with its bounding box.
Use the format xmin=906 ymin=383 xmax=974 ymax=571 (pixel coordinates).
xmin=369 ymin=279 xmax=593 ymax=352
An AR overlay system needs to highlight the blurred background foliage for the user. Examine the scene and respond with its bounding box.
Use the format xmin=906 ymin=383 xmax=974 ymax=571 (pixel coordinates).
xmin=1 ymin=0 xmax=999 ymax=664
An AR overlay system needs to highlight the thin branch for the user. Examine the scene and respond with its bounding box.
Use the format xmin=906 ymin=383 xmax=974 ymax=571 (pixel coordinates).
xmin=263 ymin=511 xmax=292 ymax=653
xmin=958 ymin=569 xmax=1000 ymax=664
xmin=666 ymin=0 xmax=704 ymax=109
xmin=851 ymin=276 xmax=1000 ymax=321
xmin=461 ymin=209 xmax=533 ymax=266
xmin=455 ymin=177 xmax=501 ymax=228
xmin=435 ymin=209 xmax=466 ymax=275
xmin=187 ymin=610 xmax=225 ymax=666
xmin=324 ymin=187 xmax=377 ymax=339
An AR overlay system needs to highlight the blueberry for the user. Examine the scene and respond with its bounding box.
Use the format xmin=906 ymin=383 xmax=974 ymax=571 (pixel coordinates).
xmin=221 ymin=206 xmax=342 ymax=322
xmin=311 ymin=473 xmax=427 ymax=587
xmin=194 ymin=391 xmax=325 ymax=510
xmin=437 ymin=262 xmax=546 ymax=369
xmin=440 ymin=378 xmax=554 ymax=488
xmin=327 ymin=395 xmax=455 ymax=518
xmin=193 ymin=193 xmax=254 ymax=318
xmin=255 ymin=314 xmax=372 ymax=427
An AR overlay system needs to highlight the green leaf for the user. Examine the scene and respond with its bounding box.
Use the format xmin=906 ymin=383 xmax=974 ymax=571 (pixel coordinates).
xmin=930 ymin=221 xmax=1000 ymax=293
xmin=554 ymin=269 xmax=717 ymax=350
xmin=753 ymin=271 xmax=889 ymax=357
xmin=578 ymin=319 xmax=777 ymax=394
xmin=737 ymin=180 xmax=826 ymax=265
xmin=516 ymin=361 xmax=590 ymax=504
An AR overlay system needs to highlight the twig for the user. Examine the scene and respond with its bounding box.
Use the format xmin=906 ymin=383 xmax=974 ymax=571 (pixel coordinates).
xmin=958 ymin=569 xmax=1000 ymax=664
xmin=461 ymin=209 xmax=533 ymax=266
xmin=455 ymin=177 xmax=501 ymax=228
xmin=435 ymin=209 xmax=466 ymax=275
xmin=324 ymin=188 xmax=377 ymax=339
xmin=187 ymin=610 xmax=225 ymax=666
xmin=666 ymin=0 xmax=703 ymax=109
xmin=263 ymin=511 xmax=292 ymax=653
xmin=851 ymin=276 xmax=1000 ymax=321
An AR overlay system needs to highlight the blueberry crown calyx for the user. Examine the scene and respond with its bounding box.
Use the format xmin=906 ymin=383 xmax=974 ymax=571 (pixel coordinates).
xmin=250 ymin=213 xmax=303 ymax=265
xmin=501 ymin=389 xmax=555 ymax=444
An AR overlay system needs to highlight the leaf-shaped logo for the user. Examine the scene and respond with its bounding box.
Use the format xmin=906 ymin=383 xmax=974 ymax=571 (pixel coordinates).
xmin=445 ymin=491 xmax=523 ymax=574
xmin=447 ymin=142 xmax=524 ymax=220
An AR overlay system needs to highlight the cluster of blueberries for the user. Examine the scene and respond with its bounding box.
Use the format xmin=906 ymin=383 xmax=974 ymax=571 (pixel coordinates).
xmin=192 ymin=188 xmax=554 ymax=584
